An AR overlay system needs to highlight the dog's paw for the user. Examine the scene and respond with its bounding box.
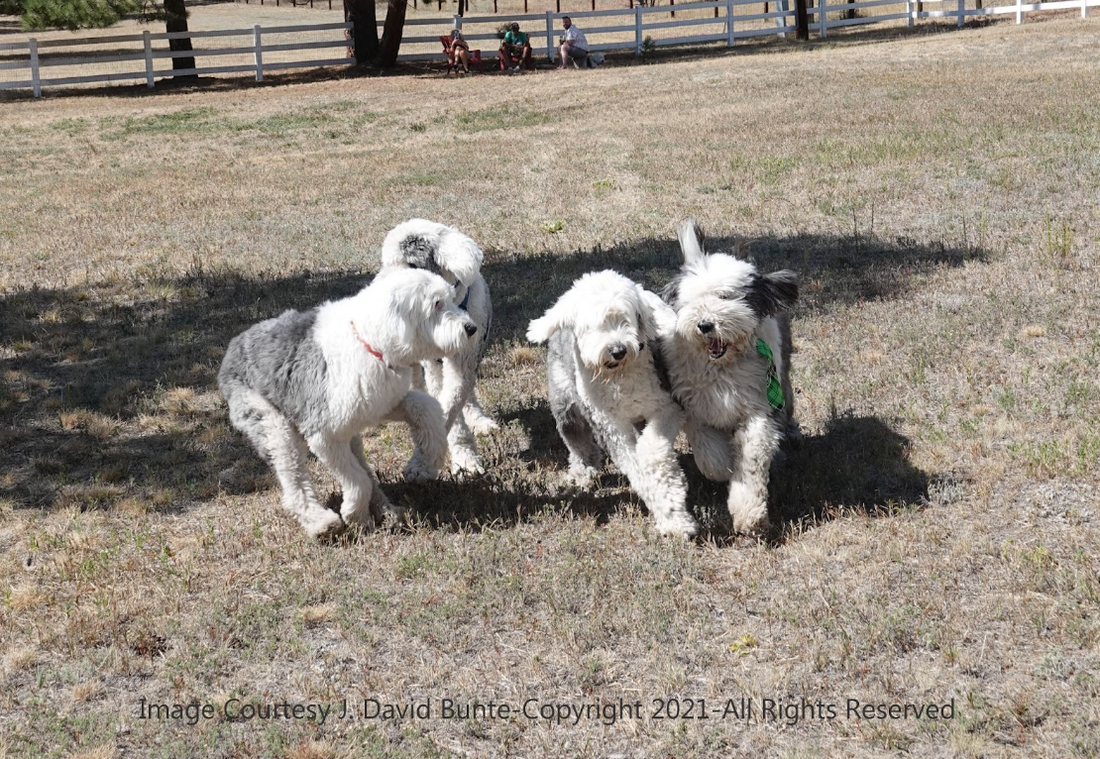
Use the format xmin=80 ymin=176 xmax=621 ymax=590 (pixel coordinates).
xmin=560 ymin=466 xmax=599 ymax=490
xmin=728 ymin=482 xmax=770 ymax=535
xmin=303 ymin=509 xmax=346 ymax=540
xmin=655 ymin=510 xmax=700 ymax=539
xmin=340 ymin=500 xmax=375 ymax=530
xmin=449 ymin=444 xmax=485 ymax=478
xmin=403 ymin=453 xmax=440 ymax=483
xmin=466 ymin=416 xmax=500 ymax=436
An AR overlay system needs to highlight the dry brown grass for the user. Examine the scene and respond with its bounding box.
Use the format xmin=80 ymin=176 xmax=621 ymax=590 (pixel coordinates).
xmin=1 ymin=9 xmax=1099 ymax=759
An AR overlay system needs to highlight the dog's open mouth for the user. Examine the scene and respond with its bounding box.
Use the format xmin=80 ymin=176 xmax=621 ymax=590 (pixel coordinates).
xmin=603 ymin=360 xmax=622 ymax=370
xmin=707 ymin=338 xmax=728 ymax=360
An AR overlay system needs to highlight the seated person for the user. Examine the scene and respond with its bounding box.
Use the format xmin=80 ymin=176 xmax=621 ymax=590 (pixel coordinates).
xmin=499 ymin=22 xmax=533 ymax=71
xmin=557 ymin=17 xmax=589 ymax=70
xmin=448 ymin=28 xmax=472 ymax=74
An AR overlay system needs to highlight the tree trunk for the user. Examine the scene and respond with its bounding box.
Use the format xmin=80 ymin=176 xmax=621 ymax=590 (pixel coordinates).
xmin=377 ymin=0 xmax=408 ymax=67
xmin=795 ymin=0 xmax=808 ymax=39
xmin=163 ymin=0 xmax=195 ymax=77
xmin=344 ymin=0 xmax=379 ymax=64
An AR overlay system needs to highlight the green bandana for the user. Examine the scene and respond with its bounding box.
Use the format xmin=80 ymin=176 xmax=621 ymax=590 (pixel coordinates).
xmin=755 ymin=338 xmax=784 ymax=412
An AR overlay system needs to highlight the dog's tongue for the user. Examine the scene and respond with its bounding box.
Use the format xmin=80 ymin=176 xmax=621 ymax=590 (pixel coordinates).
xmin=709 ymin=338 xmax=723 ymax=354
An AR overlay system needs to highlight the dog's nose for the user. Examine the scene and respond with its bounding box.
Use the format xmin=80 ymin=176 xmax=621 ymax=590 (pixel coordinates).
xmin=464 ymin=322 xmax=478 ymax=338
xmin=609 ymin=344 xmax=627 ymax=361
xmin=697 ymin=320 xmax=715 ymax=335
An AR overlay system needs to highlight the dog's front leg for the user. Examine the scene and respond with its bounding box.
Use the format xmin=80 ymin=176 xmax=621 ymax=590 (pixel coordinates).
xmin=686 ymin=419 xmax=735 ymax=481
xmin=395 ymin=390 xmax=448 ymax=481
xmin=351 ymin=435 xmax=403 ymax=526
xmin=307 ymin=433 xmax=375 ymax=530
xmin=727 ymin=415 xmax=782 ymax=535
xmin=439 ymin=355 xmax=483 ymax=476
xmin=630 ymin=408 xmax=698 ymax=538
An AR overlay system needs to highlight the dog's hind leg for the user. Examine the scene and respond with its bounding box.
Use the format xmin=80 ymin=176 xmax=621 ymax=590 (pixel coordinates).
xmin=395 ymin=390 xmax=448 ymax=482
xmin=351 ymin=435 xmax=403 ymax=526
xmin=553 ymin=402 xmax=603 ymax=489
xmin=226 ymin=385 xmax=342 ymax=538
xmin=686 ymin=419 xmax=735 ymax=482
xmin=727 ymin=415 xmax=783 ymax=535
xmin=307 ymin=433 xmax=377 ymax=531
xmin=777 ymin=316 xmax=802 ymax=447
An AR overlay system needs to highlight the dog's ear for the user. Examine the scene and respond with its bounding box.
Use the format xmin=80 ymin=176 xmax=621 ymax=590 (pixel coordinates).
xmin=634 ymin=286 xmax=658 ymax=344
xmin=526 ymin=294 xmax=576 ymax=344
xmin=436 ymin=230 xmax=483 ymax=288
xmin=676 ymin=219 xmax=706 ymax=266
xmin=746 ymin=270 xmax=798 ymax=317
xmin=659 ymin=279 xmax=679 ymax=307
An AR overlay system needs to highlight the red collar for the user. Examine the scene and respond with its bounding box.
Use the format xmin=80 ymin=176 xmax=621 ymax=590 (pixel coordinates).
xmin=350 ymin=321 xmax=385 ymax=362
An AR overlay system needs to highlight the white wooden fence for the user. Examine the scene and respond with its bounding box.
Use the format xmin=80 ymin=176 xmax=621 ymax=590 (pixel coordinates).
xmin=1 ymin=0 xmax=1095 ymax=97
xmin=0 ymin=21 xmax=353 ymax=96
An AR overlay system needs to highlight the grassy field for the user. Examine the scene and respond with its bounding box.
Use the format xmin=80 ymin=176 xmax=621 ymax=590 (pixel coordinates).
xmin=1 ymin=9 xmax=1099 ymax=758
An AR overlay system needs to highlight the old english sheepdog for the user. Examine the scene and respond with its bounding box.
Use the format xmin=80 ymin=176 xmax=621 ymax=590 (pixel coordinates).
xmin=218 ymin=268 xmax=478 ymax=538
xmin=527 ymin=270 xmax=699 ymax=537
xmin=380 ymin=218 xmax=498 ymax=476
xmin=658 ymin=219 xmax=799 ymax=535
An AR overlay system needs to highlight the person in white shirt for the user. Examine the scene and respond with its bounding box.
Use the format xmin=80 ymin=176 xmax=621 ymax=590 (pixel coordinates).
xmin=557 ymin=16 xmax=589 ymax=70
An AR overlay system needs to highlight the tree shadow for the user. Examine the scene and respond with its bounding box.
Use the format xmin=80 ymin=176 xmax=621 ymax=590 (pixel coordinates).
xmin=481 ymin=229 xmax=986 ymax=344
xmin=0 ymin=230 xmax=978 ymax=520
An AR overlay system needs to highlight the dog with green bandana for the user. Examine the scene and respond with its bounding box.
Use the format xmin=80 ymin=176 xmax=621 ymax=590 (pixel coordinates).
xmin=657 ymin=219 xmax=800 ymax=536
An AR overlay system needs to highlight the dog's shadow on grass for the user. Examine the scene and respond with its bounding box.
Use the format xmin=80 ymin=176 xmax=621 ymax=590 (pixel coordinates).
xmin=678 ymin=412 xmax=932 ymax=544
xmin=0 ymin=229 xmax=978 ymax=515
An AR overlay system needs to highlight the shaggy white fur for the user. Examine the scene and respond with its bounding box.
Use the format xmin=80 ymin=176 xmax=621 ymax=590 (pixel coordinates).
xmin=380 ymin=218 xmax=498 ymax=476
xmin=527 ymin=270 xmax=698 ymax=537
xmin=658 ymin=219 xmax=799 ymax=535
xmin=218 ymin=268 xmax=479 ymax=538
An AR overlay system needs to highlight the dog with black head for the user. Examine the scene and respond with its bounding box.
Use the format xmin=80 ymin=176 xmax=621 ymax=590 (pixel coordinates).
xmin=659 ymin=219 xmax=800 ymax=535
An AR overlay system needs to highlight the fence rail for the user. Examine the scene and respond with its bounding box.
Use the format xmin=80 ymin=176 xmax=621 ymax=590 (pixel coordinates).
xmin=1 ymin=0 xmax=1096 ymax=96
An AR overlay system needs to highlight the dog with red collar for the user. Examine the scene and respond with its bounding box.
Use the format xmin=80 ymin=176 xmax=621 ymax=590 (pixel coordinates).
xmin=380 ymin=218 xmax=499 ymax=476
xmin=218 ymin=267 xmax=478 ymax=538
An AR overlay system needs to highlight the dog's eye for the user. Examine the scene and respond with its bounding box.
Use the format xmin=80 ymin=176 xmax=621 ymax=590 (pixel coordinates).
xmin=434 ymin=300 xmax=443 ymax=311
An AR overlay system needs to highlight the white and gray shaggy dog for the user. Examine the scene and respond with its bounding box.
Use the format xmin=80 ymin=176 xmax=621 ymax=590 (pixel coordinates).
xmin=218 ymin=267 xmax=479 ymax=538
xmin=527 ymin=270 xmax=699 ymax=538
xmin=658 ymin=219 xmax=800 ymax=535
xmin=380 ymin=219 xmax=498 ymax=475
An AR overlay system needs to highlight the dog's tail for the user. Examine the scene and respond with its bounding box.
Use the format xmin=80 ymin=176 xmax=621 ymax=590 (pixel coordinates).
xmin=676 ymin=219 xmax=706 ymax=265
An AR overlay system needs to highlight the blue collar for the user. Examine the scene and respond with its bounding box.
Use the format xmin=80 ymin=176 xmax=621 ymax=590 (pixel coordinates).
xmin=457 ymin=284 xmax=470 ymax=311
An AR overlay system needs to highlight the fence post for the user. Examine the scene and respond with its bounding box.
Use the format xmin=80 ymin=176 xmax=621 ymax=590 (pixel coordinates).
xmin=545 ymin=10 xmax=555 ymax=63
xmin=143 ymin=30 xmax=155 ymax=88
xmin=819 ymin=0 xmax=827 ymax=37
xmin=253 ymin=25 xmax=263 ymax=81
xmin=957 ymin=0 xmax=964 ymax=26
xmin=634 ymin=5 xmax=643 ymax=55
xmin=906 ymin=0 xmax=913 ymax=26
xmin=453 ymin=14 xmax=463 ymax=29
xmin=1015 ymin=0 xmax=1022 ymax=23
xmin=29 ymin=38 xmax=41 ymax=98
xmin=726 ymin=0 xmax=735 ymax=46
xmin=1082 ymin=0 xmax=1088 ymax=17
xmin=776 ymin=0 xmax=788 ymax=37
